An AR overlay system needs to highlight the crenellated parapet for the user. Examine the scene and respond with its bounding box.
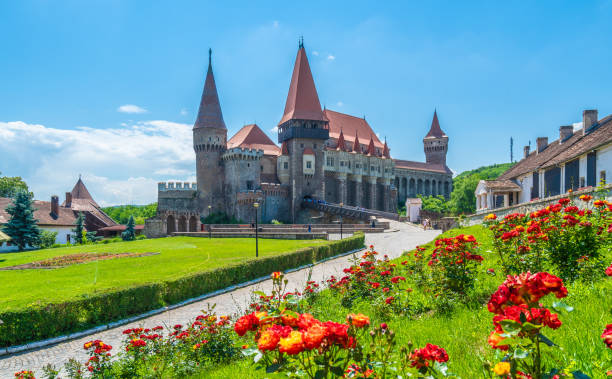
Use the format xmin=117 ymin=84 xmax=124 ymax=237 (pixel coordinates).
xmin=221 ymin=147 xmax=264 ymax=161
xmin=261 ymin=183 xmax=289 ymax=198
xmin=158 ymin=182 xmax=197 ymax=191
xmin=236 ymin=190 xmax=265 ymax=205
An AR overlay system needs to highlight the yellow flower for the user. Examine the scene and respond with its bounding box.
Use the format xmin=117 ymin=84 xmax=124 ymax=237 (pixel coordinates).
xmin=484 ymin=213 xmax=497 ymax=220
xmin=493 ymin=362 xmax=511 ymax=375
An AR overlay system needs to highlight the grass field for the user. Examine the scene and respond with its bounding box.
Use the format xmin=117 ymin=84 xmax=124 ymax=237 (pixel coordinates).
xmin=201 ymin=225 xmax=612 ymax=378
xmin=0 ymin=237 xmax=326 ymax=312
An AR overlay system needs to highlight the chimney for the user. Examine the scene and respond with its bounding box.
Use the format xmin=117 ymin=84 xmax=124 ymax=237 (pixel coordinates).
xmin=523 ymin=145 xmax=530 ymax=158
xmin=582 ymin=109 xmax=598 ymax=133
xmin=51 ymin=195 xmax=59 ymax=218
xmin=65 ymin=192 xmax=72 ymax=208
xmin=559 ymin=125 xmax=573 ymax=142
xmin=536 ymin=137 xmax=548 ymax=153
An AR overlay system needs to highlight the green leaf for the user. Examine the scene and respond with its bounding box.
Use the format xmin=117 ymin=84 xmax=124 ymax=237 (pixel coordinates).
xmin=519 ymin=312 xmax=527 ymax=324
xmin=265 ymin=363 xmax=282 ymax=373
xmin=253 ymin=291 xmax=267 ymax=298
xmin=513 ymin=348 xmax=529 ymax=359
xmin=330 ymin=365 xmax=345 ymax=376
xmin=521 ymin=322 xmax=542 ymax=332
xmin=552 ymin=301 xmax=574 ymax=312
xmin=314 ymin=369 xmax=326 ymax=379
xmin=538 ymin=333 xmax=556 ymax=347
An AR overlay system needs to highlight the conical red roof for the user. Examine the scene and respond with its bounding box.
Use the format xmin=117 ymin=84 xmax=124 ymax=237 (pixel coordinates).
xmin=366 ymin=136 xmax=377 ymax=156
xmin=336 ymin=129 xmax=347 ymax=151
xmin=227 ymin=124 xmax=280 ymax=155
xmin=353 ymin=131 xmax=361 ymax=153
xmin=70 ymin=178 xmax=94 ymax=202
xmin=194 ymin=49 xmax=226 ymax=130
xmin=382 ymin=140 xmax=390 ymax=158
xmin=278 ymin=47 xmax=326 ymax=126
xmin=425 ymin=110 xmax=446 ymax=138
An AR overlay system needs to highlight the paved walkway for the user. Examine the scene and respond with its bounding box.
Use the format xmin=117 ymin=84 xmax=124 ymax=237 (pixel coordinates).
xmin=0 ymin=221 xmax=440 ymax=377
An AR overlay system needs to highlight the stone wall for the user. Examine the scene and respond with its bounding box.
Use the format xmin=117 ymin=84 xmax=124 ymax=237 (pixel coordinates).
xmin=394 ymin=168 xmax=452 ymax=204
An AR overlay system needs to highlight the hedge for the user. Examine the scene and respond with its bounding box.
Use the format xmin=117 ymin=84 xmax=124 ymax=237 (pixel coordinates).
xmin=0 ymin=233 xmax=364 ymax=348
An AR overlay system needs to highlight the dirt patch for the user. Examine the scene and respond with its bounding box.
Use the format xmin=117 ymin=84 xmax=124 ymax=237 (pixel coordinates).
xmin=0 ymin=252 xmax=160 ymax=270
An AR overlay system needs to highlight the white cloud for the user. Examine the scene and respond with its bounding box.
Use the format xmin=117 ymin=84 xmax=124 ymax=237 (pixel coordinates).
xmin=180 ymin=108 xmax=188 ymax=116
xmin=312 ymin=51 xmax=319 ymax=56
xmin=117 ymin=104 xmax=147 ymax=114
xmin=0 ymin=120 xmax=195 ymax=206
xmin=336 ymin=101 xmax=344 ymax=107
xmin=269 ymin=126 xmax=278 ymax=133
xmin=572 ymin=122 xmax=583 ymax=132
xmin=327 ymin=54 xmax=335 ymax=60
xmin=272 ymin=20 xmax=279 ymax=28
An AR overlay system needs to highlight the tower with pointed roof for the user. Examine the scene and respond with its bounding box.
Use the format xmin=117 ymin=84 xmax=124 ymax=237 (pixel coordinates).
xmin=193 ymin=49 xmax=228 ymax=214
xmin=277 ymin=40 xmax=330 ymax=222
xmin=423 ymin=110 xmax=448 ymax=165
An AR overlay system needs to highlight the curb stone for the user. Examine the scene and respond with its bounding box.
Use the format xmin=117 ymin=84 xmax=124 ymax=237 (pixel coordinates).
xmin=0 ymin=245 xmax=364 ymax=357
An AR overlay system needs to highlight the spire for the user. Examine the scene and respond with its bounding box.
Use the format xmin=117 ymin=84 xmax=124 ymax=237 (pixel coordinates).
xmin=194 ymin=49 xmax=226 ymax=130
xmin=382 ymin=139 xmax=390 ymax=158
xmin=280 ymin=141 xmax=289 ymax=155
xmin=336 ymin=129 xmax=347 ymax=151
xmin=366 ymin=135 xmax=376 ymax=156
xmin=278 ymin=43 xmax=326 ymax=126
xmin=353 ymin=131 xmax=361 ymax=153
xmin=425 ymin=109 xmax=446 ymax=138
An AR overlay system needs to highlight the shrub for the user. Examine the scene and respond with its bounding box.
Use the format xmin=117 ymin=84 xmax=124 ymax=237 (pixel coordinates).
xmin=427 ymin=234 xmax=483 ymax=295
xmin=38 ymin=230 xmax=58 ymax=249
xmin=0 ymin=234 xmax=364 ymax=347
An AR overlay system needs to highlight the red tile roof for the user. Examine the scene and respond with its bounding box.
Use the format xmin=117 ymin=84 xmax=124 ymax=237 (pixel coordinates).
xmin=62 ymin=178 xmax=117 ymax=227
xmin=278 ymin=47 xmax=326 ymax=125
xmin=483 ymin=179 xmax=521 ymax=191
xmin=382 ymin=140 xmax=390 ymax=158
xmin=227 ymin=124 xmax=280 ymax=156
xmin=499 ymin=115 xmax=612 ymax=180
xmin=303 ymin=147 xmax=315 ymax=155
xmin=0 ymin=197 xmax=77 ymax=227
xmin=393 ymin=159 xmax=452 ymax=174
xmin=324 ymin=109 xmax=384 ymax=150
xmin=194 ymin=49 xmax=226 ymax=130
xmin=353 ymin=131 xmax=362 ymax=153
xmin=424 ymin=110 xmax=447 ymax=138
xmin=366 ymin=136 xmax=377 ymax=156
xmin=97 ymin=224 xmax=145 ymax=232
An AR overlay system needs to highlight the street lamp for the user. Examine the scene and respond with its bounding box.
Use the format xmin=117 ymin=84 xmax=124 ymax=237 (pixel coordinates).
xmin=339 ymin=202 xmax=344 ymax=240
xmin=253 ymin=202 xmax=259 ymax=258
xmin=207 ymin=205 xmax=212 ymax=239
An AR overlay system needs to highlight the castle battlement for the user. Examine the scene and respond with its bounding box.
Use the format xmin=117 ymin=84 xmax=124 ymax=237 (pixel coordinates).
xmin=221 ymin=147 xmax=264 ymax=161
xmin=158 ymin=182 xmax=197 ymax=191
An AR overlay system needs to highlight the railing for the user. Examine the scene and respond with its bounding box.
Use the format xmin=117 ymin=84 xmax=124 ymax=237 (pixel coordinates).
xmin=301 ymin=199 xmax=399 ymax=221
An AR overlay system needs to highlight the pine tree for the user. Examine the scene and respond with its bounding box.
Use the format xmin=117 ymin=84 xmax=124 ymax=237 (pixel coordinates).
xmin=2 ymin=190 xmax=41 ymax=251
xmin=122 ymin=215 xmax=136 ymax=241
xmin=72 ymin=212 xmax=84 ymax=244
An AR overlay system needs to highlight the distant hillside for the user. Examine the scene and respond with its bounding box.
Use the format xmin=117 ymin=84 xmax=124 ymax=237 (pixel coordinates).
xmin=448 ymin=162 xmax=515 ymax=215
xmin=101 ymin=203 xmax=157 ymax=225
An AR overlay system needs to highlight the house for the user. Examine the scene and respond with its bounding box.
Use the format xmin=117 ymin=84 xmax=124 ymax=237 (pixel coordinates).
xmin=476 ymin=109 xmax=612 ymax=212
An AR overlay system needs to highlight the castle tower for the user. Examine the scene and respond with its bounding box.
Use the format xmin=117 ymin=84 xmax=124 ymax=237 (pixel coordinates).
xmin=193 ymin=49 xmax=227 ymax=214
xmin=277 ymin=39 xmax=329 ymax=222
xmin=423 ymin=110 xmax=448 ymax=165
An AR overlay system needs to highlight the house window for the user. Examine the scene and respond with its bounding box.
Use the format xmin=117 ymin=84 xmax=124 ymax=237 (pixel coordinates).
xmin=306 ymin=161 xmax=312 ymax=169
xmin=313 ymin=143 xmax=317 ymax=149
xmin=601 ymin=171 xmax=607 ymax=185
xmin=580 ymin=177 xmax=585 ymax=187
xmin=246 ymin=180 xmax=254 ymax=190
xmin=340 ymin=161 xmax=344 ymax=167
xmin=283 ymin=162 xmax=288 ymax=169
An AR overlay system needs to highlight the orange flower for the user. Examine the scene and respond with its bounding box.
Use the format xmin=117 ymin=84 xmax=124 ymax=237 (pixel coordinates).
xmin=271 ymin=271 xmax=282 ymax=280
xmin=302 ymin=323 xmax=326 ymax=349
xmin=297 ymin=313 xmax=317 ymax=330
xmin=487 ymin=331 xmax=508 ymax=350
xmin=257 ymin=329 xmax=280 ymax=351
xmin=579 ymin=194 xmax=593 ymax=202
xmin=278 ymin=331 xmax=304 ymax=355
xmin=281 ymin=312 xmax=299 ymax=327
xmin=484 ymin=213 xmax=497 ymax=220
xmin=347 ymin=313 xmax=370 ymax=328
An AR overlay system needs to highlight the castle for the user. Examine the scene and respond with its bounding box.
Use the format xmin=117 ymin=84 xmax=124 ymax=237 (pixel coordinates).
xmin=152 ymin=42 xmax=452 ymax=234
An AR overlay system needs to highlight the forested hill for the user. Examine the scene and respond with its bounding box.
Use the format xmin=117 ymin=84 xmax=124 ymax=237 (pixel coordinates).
xmin=449 ymin=162 xmax=515 ymax=215
xmin=101 ymin=203 xmax=157 ymax=225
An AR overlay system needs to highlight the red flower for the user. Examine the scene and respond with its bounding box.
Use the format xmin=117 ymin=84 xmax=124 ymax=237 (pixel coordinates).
xmin=234 ymin=313 xmax=259 ymax=336
xmin=602 ymin=324 xmax=612 ymax=349
xmin=606 ymin=264 xmax=612 ymax=277
xmin=385 ymin=296 xmax=394 ymax=304
xmin=409 ymin=344 xmax=449 ymax=368
xmin=391 ymin=276 xmax=406 ymax=283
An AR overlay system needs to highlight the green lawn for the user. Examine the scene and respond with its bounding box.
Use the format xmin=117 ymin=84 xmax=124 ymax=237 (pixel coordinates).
xmin=201 ymin=225 xmax=612 ymax=378
xmin=0 ymin=237 xmax=326 ymax=312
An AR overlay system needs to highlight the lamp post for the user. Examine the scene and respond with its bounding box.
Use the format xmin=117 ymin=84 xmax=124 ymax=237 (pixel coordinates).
xmin=339 ymin=202 xmax=344 ymax=240
xmin=253 ymin=202 xmax=259 ymax=258
xmin=207 ymin=205 xmax=212 ymax=239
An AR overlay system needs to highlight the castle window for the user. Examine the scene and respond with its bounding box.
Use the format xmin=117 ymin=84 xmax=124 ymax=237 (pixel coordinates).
xmin=246 ymin=180 xmax=254 ymax=190
xmin=300 ymin=143 xmax=304 ymax=148
xmin=306 ymin=161 xmax=312 ymax=169
xmin=209 ymin=137 xmax=211 ymax=141
xmin=261 ymin=165 xmax=263 ymax=171
xmin=314 ymin=143 xmax=317 ymax=149
xmin=247 ymin=163 xmax=250 ymax=167
xmin=283 ymin=162 xmax=288 ymax=169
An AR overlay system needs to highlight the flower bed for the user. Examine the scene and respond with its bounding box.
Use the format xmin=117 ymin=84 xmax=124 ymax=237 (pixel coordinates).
xmin=0 ymin=233 xmax=364 ymax=348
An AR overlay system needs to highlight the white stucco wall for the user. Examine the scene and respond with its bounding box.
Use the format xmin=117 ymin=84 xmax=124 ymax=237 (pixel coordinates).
xmin=579 ymin=155 xmax=587 ymax=186
xmin=598 ymin=143 xmax=612 ymax=185
xmin=0 ymin=225 xmax=73 ymax=252
xmin=517 ymin=174 xmax=532 ymax=203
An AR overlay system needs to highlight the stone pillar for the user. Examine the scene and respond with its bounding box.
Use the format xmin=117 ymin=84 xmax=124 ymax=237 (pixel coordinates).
xmin=503 ymin=194 xmax=509 ymax=208
xmin=354 ymin=176 xmax=363 ymax=208
xmin=367 ymin=177 xmax=377 ymax=210
xmin=337 ymin=174 xmax=347 ymax=205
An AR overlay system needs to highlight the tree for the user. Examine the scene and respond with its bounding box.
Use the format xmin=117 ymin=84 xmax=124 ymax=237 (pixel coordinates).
xmin=0 ymin=172 xmax=31 ymax=198
xmin=121 ymin=215 xmax=136 ymax=241
xmin=449 ymin=175 xmax=480 ymax=215
xmin=2 ymin=190 xmax=41 ymax=250
xmin=72 ymin=212 xmax=84 ymax=244
xmin=419 ymin=195 xmax=450 ymax=214
xmin=38 ymin=230 xmax=58 ymax=249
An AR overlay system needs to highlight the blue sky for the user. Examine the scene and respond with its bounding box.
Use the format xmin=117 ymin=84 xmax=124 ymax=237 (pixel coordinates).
xmin=1 ymin=0 xmax=612 ymax=205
